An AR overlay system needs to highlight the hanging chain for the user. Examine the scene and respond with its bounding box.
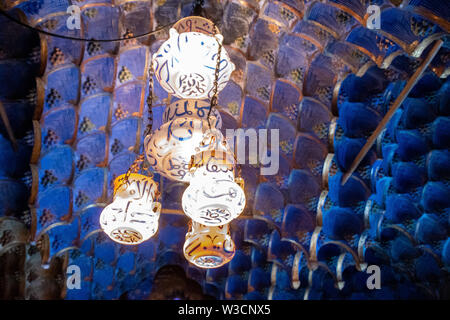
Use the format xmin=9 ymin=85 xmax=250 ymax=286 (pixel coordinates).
xmin=123 ymin=154 xmax=145 ymax=180
xmin=117 ymin=153 xmax=145 ymax=190
xmin=207 ymin=25 xmax=222 ymax=129
xmin=232 ymin=150 xmax=244 ymax=190
xmin=206 ymin=24 xmax=243 ymax=186
xmin=144 ymin=59 xmax=155 ymax=137
xmin=119 ymin=58 xmax=155 ymax=187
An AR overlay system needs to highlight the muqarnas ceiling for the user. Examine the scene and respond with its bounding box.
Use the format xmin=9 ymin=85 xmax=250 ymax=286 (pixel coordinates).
xmin=0 ymin=0 xmax=449 ymax=300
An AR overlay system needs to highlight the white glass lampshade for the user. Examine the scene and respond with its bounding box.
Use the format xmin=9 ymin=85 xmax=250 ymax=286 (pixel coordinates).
xmin=144 ymin=99 xmax=221 ymax=182
xmin=182 ymin=132 xmax=246 ymax=226
xmin=100 ymin=173 xmax=161 ymax=245
xmin=183 ymin=221 xmax=235 ymax=268
xmin=153 ymin=27 xmax=235 ymax=99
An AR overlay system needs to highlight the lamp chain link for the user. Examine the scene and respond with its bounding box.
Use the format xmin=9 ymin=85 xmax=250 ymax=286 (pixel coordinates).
xmin=144 ymin=60 xmax=155 ymax=137
xmin=120 ymin=58 xmax=155 ymax=187
xmin=207 ymin=24 xmax=222 ymax=129
xmin=119 ymin=153 xmax=145 ymax=188
xmin=206 ymin=24 xmax=243 ymax=182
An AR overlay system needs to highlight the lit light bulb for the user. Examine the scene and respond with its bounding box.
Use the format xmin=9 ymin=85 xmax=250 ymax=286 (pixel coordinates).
xmin=99 ymin=173 xmax=161 ymax=245
xmin=183 ymin=221 xmax=235 ymax=268
xmin=182 ymin=130 xmax=246 ymax=226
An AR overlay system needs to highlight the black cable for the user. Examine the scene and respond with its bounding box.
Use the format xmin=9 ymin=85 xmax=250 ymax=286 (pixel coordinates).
xmin=0 ymin=9 xmax=175 ymax=42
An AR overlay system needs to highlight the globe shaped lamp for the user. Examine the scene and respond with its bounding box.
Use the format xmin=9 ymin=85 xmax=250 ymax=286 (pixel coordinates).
xmin=183 ymin=221 xmax=235 ymax=268
xmin=99 ymin=173 xmax=161 ymax=245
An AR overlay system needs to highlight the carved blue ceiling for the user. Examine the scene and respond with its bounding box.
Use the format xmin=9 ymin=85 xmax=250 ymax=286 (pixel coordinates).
xmin=0 ymin=0 xmax=449 ymax=300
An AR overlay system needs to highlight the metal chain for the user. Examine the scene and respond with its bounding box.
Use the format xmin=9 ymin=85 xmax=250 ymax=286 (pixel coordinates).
xmin=119 ymin=153 xmax=145 ymax=188
xmin=144 ymin=60 xmax=154 ymax=137
xmin=119 ymin=58 xmax=155 ymax=188
xmin=206 ymin=24 xmax=242 ymax=182
xmin=237 ymin=160 xmax=242 ymax=178
xmin=231 ymin=150 xmax=243 ymax=180
xmin=207 ymin=25 xmax=222 ymax=129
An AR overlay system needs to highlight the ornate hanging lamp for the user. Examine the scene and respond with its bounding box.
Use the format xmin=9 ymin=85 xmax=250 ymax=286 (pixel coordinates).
xmin=152 ymin=17 xmax=235 ymax=99
xmin=182 ymin=129 xmax=246 ymax=226
xmin=144 ymin=98 xmax=222 ymax=182
xmin=183 ymin=221 xmax=235 ymax=268
xmin=99 ymin=59 xmax=159 ymax=245
xmin=100 ymin=170 xmax=161 ymax=245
